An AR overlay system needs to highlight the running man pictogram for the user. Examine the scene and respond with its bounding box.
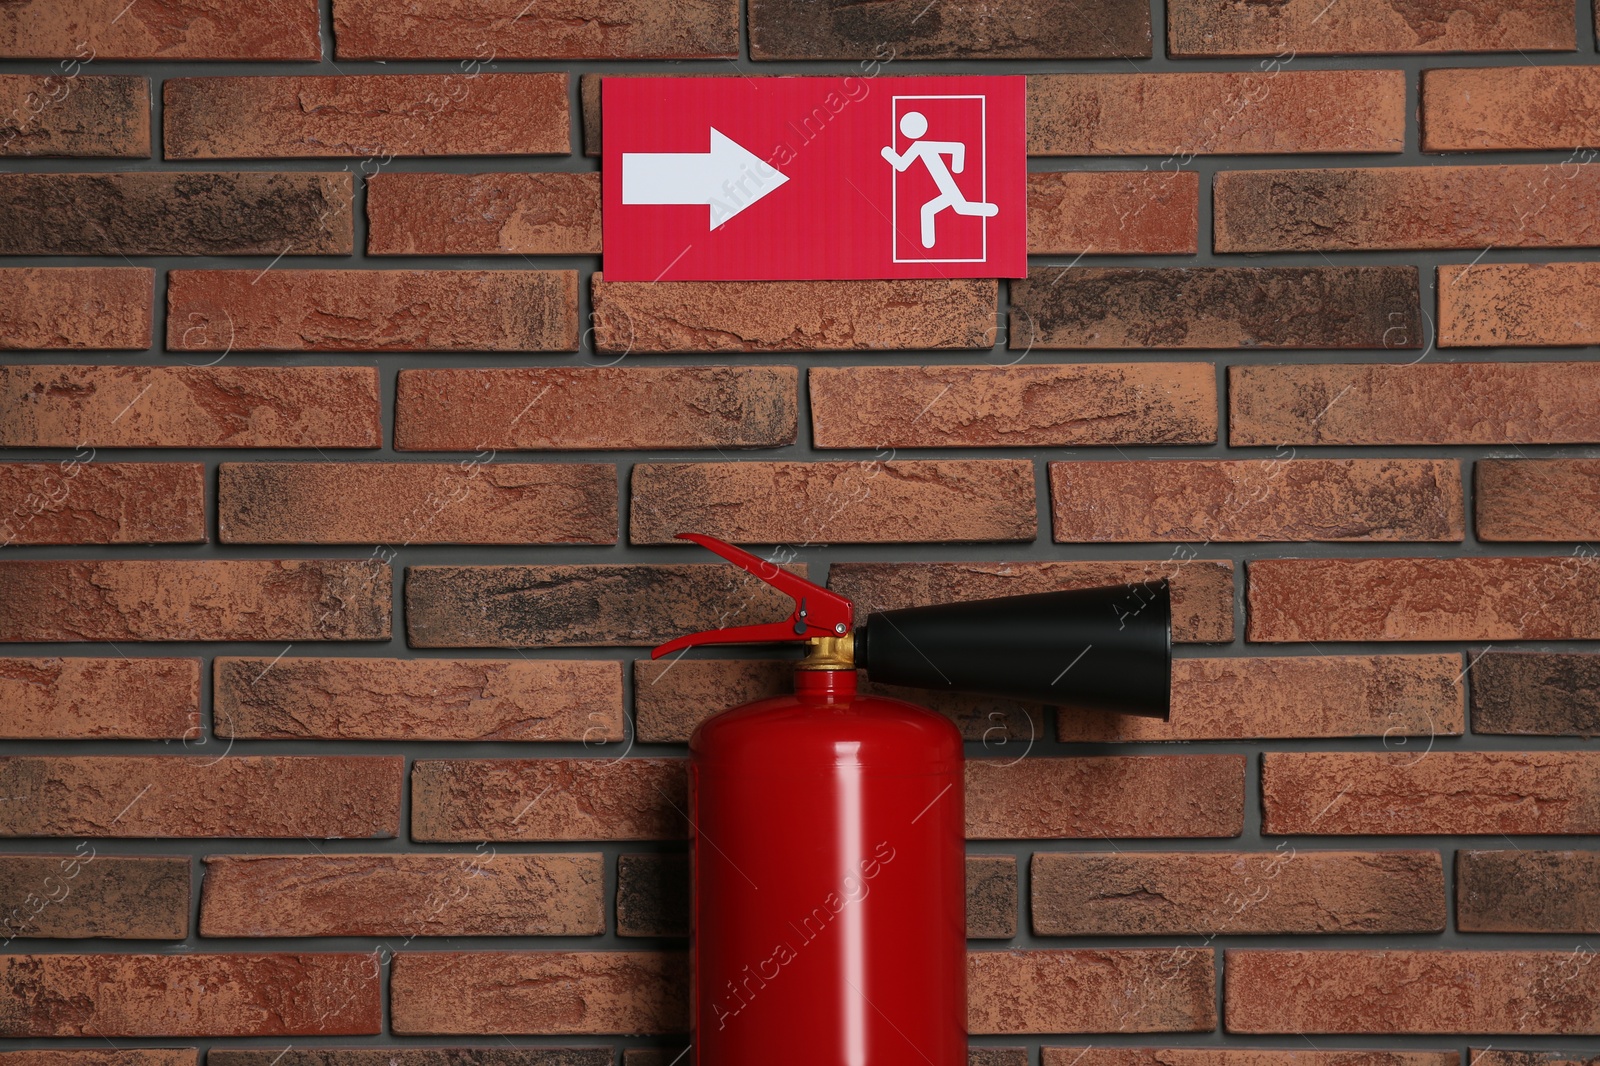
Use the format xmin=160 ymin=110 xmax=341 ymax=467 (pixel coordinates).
xmin=880 ymin=110 xmax=999 ymax=249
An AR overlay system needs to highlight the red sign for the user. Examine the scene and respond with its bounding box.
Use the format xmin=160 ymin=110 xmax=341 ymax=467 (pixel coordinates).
xmin=602 ymin=76 xmax=1027 ymax=282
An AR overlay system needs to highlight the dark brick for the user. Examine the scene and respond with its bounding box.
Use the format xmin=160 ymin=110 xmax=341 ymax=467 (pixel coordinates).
xmin=0 ymin=854 xmax=188 ymax=938
xmin=1169 ymin=0 xmax=1572 ymax=54
xmin=749 ymin=0 xmax=1149 ymax=58
xmin=1470 ymin=651 xmax=1600 ymax=736
xmin=0 ymin=75 xmax=149 ymax=157
xmin=1457 ymin=850 xmax=1600 ymax=932
xmin=335 ymin=0 xmax=736 ymax=57
xmin=1478 ymin=460 xmax=1600 ymax=542
xmin=967 ymin=855 xmax=1018 ymax=938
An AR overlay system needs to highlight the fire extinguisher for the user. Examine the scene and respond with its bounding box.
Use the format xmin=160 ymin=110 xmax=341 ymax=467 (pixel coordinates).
xmin=652 ymin=533 xmax=1172 ymax=1066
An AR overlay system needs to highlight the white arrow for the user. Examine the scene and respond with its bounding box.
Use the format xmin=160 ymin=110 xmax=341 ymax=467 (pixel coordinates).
xmin=622 ymin=127 xmax=789 ymax=231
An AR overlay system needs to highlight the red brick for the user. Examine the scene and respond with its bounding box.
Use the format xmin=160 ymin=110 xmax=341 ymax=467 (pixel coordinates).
xmin=631 ymin=659 xmax=1042 ymax=745
xmin=1423 ymin=67 xmax=1600 ymax=151
xmin=368 ymin=172 xmax=600 ymax=256
xmin=1262 ymin=751 xmax=1600 ymax=835
xmin=810 ymin=363 xmax=1217 ymax=449
xmin=1029 ymin=171 xmax=1198 ymax=254
xmin=966 ymin=756 xmax=1244 ymax=838
xmin=0 ymin=462 xmax=205 ymax=545
xmin=0 ymin=75 xmax=149 ymax=157
xmin=0 ymin=756 xmax=402 ymax=838
xmin=395 ymin=366 xmax=796 ymax=452
xmin=1033 ymin=850 xmax=1445 ymax=935
xmin=1477 ymin=459 xmax=1600 ymax=541
xmin=0 ymin=953 xmax=378 ymax=1036
xmin=591 ymin=275 xmax=996 ymax=353
xmin=0 ymin=559 xmax=390 ymax=642
xmin=1468 ymin=1053 xmax=1600 ymax=1066
xmin=0 ymin=172 xmax=351 ymax=255
xmin=1230 ymin=363 xmax=1600 ymax=446
xmin=391 ymin=951 xmax=686 ymax=1034
xmin=0 ymin=365 xmax=381 ymax=449
xmin=0 ymin=657 xmax=199 ymax=739
xmin=208 ymin=1053 xmax=613 ymax=1066
xmin=1014 ymin=266 xmax=1419 ymax=349
xmin=1215 ymin=166 xmax=1600 ymax=252
xmin=829 ymin=560 xmax=1235 ymax=644
xmin=169 ymin=269 xmax=578 ymax=353
xmin=1169 ymin=0 xmax=1572 ymax=54
xmin=1469 ymin=651 xmax=1600 ymax=736
xmin=630 ymin=460 xmax=1037 ymax=545
xmin=219 ymin=462 xmax=615 ymax=545
xmin=1248 ymin=557 xmax=1600 ymax=642
xmin=0 ymin=854 xmax=189 ymax=938
xmin=0 ymin=1053 xmax=197 ymax=1066
xmin=163 ymin=74 xmax=568 ymax=159
xmin=216 ymin=657 xmax=624 ymax=742
xmin=406 ymin=563 xmax=804 ymax=648
xmin=411 ymin=758 xmax=686 ymax=841
xmin=335 ymin=0 xmax=736 ymax=58
xmin=1457 ymin=850 xmax=1600 ymax=933
xmin=1028 ymin=71 xmax=1403 ymax=155
xmin=200 ymin=853 xmax=603 ymax=937
xmin=1051 ymin=459 xmax=1463 ymax=543
xmin=1225 ymin=950 xmax=1600 ymax=1033
xmin=750 ymin=0 xmax=1149 ymax=58
xmin=0 ymin=267 xmax=150 ymax=349
xmin=1439 ymin=263 xmax=1600 ymax=347
xmin=1042 ymin=1052 xmax=1459 ymax=1066
xmin=969 ymin=949 xmax=1215 ymax=1033
xmin=1057 ymin=654 xmax=1465 ymax=743
xmin=0 ymin=0 xmax=321 ymax=59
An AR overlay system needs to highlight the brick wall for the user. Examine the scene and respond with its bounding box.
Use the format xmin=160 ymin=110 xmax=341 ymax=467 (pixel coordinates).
xmin=1 ymin=0 xmax=1599 ymax=1063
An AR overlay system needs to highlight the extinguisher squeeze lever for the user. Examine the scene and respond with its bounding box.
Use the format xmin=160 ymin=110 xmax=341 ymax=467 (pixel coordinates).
xmin=649 ymin=533 xmax=854 ymax=660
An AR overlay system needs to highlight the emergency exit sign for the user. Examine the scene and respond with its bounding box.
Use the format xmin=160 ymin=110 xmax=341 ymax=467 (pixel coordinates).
xmin=601 ymin=76 xmax=1027 ymax=282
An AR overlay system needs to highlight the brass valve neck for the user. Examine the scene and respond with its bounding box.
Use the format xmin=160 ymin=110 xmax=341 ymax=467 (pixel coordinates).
xmin=797 ymin=633 xmax=855 ymax=671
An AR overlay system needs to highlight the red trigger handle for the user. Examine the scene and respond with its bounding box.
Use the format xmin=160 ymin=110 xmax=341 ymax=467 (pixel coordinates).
xmin=650 ymin=533 xmax=855 ymax=659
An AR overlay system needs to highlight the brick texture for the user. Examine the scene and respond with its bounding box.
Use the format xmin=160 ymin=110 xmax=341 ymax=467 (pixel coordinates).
xmin=0 ymin=267 xmax=151 ymax=349
xmin=629 ymin=460 xmax=1037 ymax=544
xmin=395 ymin=366 xmax=796 ymax=452
xmin=1423 ymin=67 xmax=1600 ymax=151
xmin=828 ymin=560 xmax=1235 ymax=644
xmin=1457 ymin=850 xmax=1600 ymax=933
xmin=0 ymin=1052 xmax=198 ymax=1066
xmin=1469 ymin=651 xmax=1600 ymax=735
xmin=1056 ymin=654 xmax=1465 ymax=743
xmin=1168 ymin=0 xmax=1573 ymax=54
xmin=0 ymin=75 xmax=149 ymax=156
xmin=163 ymin=74 xmax=569 ymax=159
xmin=0 ymin=953 xmax=379 ymax=1036
xmin=0 ymin=0 xmax=322 ymax=60
xmin=1477 ymin=459 xmax=1600 ymax=541
xmin=968 ymin=855 xmax=1019 ymax=938
xmin=168 ymin=270 xmax=578 ymax=352
xmin=1231 ymin=363 xmax=1600 ymax=446
xmin=208 ymin=1053 xmax=612 ymax=1066
xmin=1042 ymin=1053 xmax=1460 ymax=1066
xmin=0 ymin=172 xmax=351 ymax=255
xmin=334 ymin=0 xmax=738 ymax=59
xmin=0 ymin=854 xmax=189 ymax=938
xmin=1050 ymin=459 xmax=1463 ymax=542
xmin=1225 ymin=950 xmax=1600 ymax=1033
xmin=1214 ymin=166 xmax=1600 ymax=251
xmin=1027 ymin=71 xmax=1404 ymax=154
xmin=966 ymin=757 xmax=1245 ymax=838
xmin=809 ymin=363 xmax=1217 ymax=448
xmin=968 ymin=949 xmax=1216 ymax=1033
xmin=411 ymin=758 xmax=687 ymax=841
xmin=0 ymin=365 xmax=382 ymax=449
xmin=215 ymin=657 xmax=625 ymax=742
xmin=390 ymin=951 xmax=687 ymax=1034
xmin=199 ymin=853 xmax=604 ymax=937
xmin=1013 ymin=267 xmax=1420 ymax=349
xmin=591 ymin=276 xmax=996 ymax=352
xmin=218 ymin=462 xmax=616 ymax=545
xmin=1261 ymin=752 xmax=1600 ymax=835
xmin=0 ymin=560 xmax=391 ymax=642
xmin=1032 ymin=850 xmax=1445 ymax=935
xmin=1028 ymin=171 xmax=1199 ymax=255
xmin=1247 ymin=557 xmax=1600 ymax=642
xmin=751 ymin=0 xmax=1150 ymax=58
xmin=0 ymin=462 xmax=205 ymax=545
xmin=1439 ymin=263 xmax=1600 ymax=346
xmin=406 ymin=563 xmax=804 ymax=648
xmin=0 ymin=657 xmax=199 ymax=739
xmin=367 ymin=172 xmax=601 ymax=255
xmin=0 ymin=756 xmax=403 ymax=838
xmin=1468 ymin=1053 xmax=1600 ymax=1066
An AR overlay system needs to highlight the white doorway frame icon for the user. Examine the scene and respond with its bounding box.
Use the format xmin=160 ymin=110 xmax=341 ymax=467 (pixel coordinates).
xmin=890 ymin=94 xmax=988 ymax=264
